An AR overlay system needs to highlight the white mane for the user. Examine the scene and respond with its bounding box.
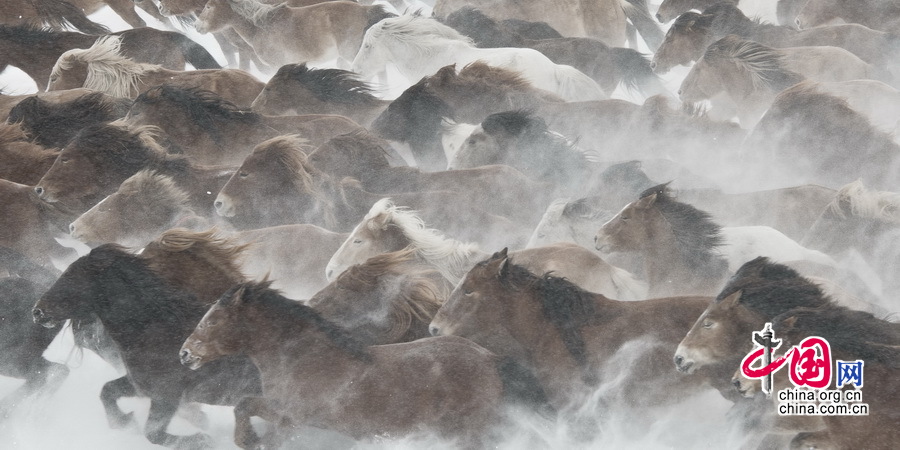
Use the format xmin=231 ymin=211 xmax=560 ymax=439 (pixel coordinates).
xmin=51 ymin=35 xmax=160 ymax=98
xmin=367 ymin=14 xmax=474 ymax=54
xmin=830 ymin=180 xmax=900 ymax=223
xmin=365 ymin=198 xmax=482 ymax=284
xmin=227 ymin=0 xmax=282 ymax=27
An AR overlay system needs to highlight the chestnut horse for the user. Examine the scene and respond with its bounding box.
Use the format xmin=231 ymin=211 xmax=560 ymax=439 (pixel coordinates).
xmin=251 ymin=63 xmax=390 ymax=127
xmin=308 ymin=249 xmax=445 ymax=345
xmin=48 ymin=35 xmax=264 ymax=107
xmin=429 ymin=249 xmax=722 ymax=415
xmin=126 ymin=85 xmax=362 ymax=166
xmin=180 ymin=280 xmax=530 ymax=448
xmin=32 ymin=244 xmax=262 ymax=449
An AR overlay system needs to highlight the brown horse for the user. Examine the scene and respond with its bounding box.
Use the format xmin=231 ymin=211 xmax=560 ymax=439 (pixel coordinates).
xmin=34 ymin=122 xmax=234 ymax=215
xmin=308 ymin=249 xmax=446 ymax=345
xmin=429 ymin=249 xmax=720 ymax=414
xmin=47 ymin=35 xmax=264 ymax=107
xmin=0 ymin=122 xmax=58 ymax=185
xmin=251 ymin=63 xmax=390 ymax=127
xmin=194 ymin=0 xmax=394 ymax=68
xmin=215 ymin=135 xmax=542 ymax=238
xmin=0 ymin=87 xmax=94 ymax=118
xmin=126 ymin=85 xmax=362 ymax=166
xmin=8 ymin=91 xmax=131 ymax=148
xmin=0 ymin=0 xmax=109 ymax=35
xmin=0 ymin=179 xmax=76 ymax=271
xmin=651 ymin=4 xmax=900 ymax=78
xmin=180 ymin=280 xmax=519 ymax=448
xmin=0 ymin=25 xmax=220 ymax=91
xmin=33 ymin=243 xmax=262 ymax=449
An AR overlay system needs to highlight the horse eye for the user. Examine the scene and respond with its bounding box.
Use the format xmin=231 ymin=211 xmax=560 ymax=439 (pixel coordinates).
xmin=60 ymin=157 xmax=70 ymax=163
xmin=621 ymin=216 xmax=628 ymax=221
xmin=702 ymin=321 xmax=713 ymax=329
xmin=352 ymin=239 xmax=362 ymax=244
xmin=238 ymin=171 xmax=248 ymax=178
xmin=463 ymin=289 xmax=473 ymax=296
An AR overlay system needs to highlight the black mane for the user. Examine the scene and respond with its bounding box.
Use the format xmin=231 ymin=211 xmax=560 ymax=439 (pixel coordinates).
xmin=221 ymin=281 xmax=373 ymax=362
xmin=0 ymin=24 xmax=64 ymax=46
xmin=717 ymin=257 xmax=831 ymax=317
xmin=133 ymin=85 xmax=260 ymax=142
xmin=274 ymin=63 xmax=380 ymax=105
xmin=9 ymin=92 xmax=131 ymax=148
xmin=441 ymin=7 xmax=524 ymax=47
xmin=371 ymin=79 xmax=454 ymax=143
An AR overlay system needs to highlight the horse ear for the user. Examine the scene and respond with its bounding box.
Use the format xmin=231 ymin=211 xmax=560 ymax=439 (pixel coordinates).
xmin=720 ymin=290 xmax=742 ymax=308
xmin=777 ymin=314 xmax=798 ymax=333
xmin=368 ymin=211 xmax=391 ymax=231
xmin=635 ymin=192 xmax=658 ymax=209
xmin=433 ymin=64 xmax=456 ymax=84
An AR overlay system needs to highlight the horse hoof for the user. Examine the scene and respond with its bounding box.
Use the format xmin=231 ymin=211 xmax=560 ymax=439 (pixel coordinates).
xmin=108 ymin=411 xmax=136 ymax=429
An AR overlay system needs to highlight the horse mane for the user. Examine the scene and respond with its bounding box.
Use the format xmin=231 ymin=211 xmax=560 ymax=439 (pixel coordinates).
xmin=441 ymin=7 xmax=523 ymax=47
xmin=717 ymin=256 xmax=831 ymax=317
xmin=144 ymin=228 xmax=248 ymax=280
xmin=640 ymin=183 xmax=726 ymax=273
xmin=703 ymin=35 xmax=805 ymax=92
xmin=116 ymin=169 xmax=191 ymax=209
xmin=368 ymin=14 xmax=474 ymax=53
xmin=336 ymin=249 xmax=444 ymax=335
xmin=480 ymin=110 xmax=599 ymax=164
xmin=364 ymin=198 xmax=481 ymax=285
xmin=308 ymin=130 xmax=394 ymax=175
xmin=0 ymin=122 xmax=30 ymax=143
xmin=490 ymin=258 xmax=596 ymax=372
xmin=670 ymin=11 xmax=713 ymax=35
xmin=68 ymin=123 xmax=171 ymax=171
xmin=0 ymin=24 xmax=64 ymax=46
xmin=134 ymin=85 xmax=261 ymax=141
xmin=226 ymin=0 xmax=285 ymax=27
xmin=456 ymin=61 xmax=534 ymax=91
xmin=828 ymin=180 xmax=900 ymax=224
xmin=704 ymin=2 xmax=789 ymax=39
xmin=51 ymin=35 xmax=160 ymax=98
xmin=273 ymin=63 xmax=380 ymax=106
xmin=773 ymin=306 xmax=900 ymax=367
xmin=9 ymin=92 xmax=131 ymax=147
xmin=222 ymin=280 xmax=373 ymax=361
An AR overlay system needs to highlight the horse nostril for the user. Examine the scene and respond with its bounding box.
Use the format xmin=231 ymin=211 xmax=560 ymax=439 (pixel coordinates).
xmin=34 ymin=186 xmax=44 ymax=196
xmin=593 ymin=235 xmax=598 ymax=244
xmin=69 ymin=223 xmax=76 ymax=234
xmin=677 ymin=89 xmax=683 ymax=96
xmin=795 ymin=18 xmax=801 ymax=27
xmin=674 ymin=355 xmax=684 ymax=367
xmin=656 ymin=13 xmax=662 ymax=22
xmin=180 ymin=349 xmax=190 ymax=360
xmin=33 ymin=308 xmax=44 ymax=319
xmin=326 ymin=269 xmax=333 ymax=279
xmin=428 ymin=325 xmax=439 ymax=336
xmin=732 ymin=378 xmax=742 ymax=388
xmin=214 ymin=201 xmax=223 ymax=209
xmin=649 ymin=61 xmax=657 ymax=70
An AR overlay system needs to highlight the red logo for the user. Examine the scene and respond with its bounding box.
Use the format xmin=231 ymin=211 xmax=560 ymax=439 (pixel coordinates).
xmin=741 ymin=323 xmax=832 ymax=396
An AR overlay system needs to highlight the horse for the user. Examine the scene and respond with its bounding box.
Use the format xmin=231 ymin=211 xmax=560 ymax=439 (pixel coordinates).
xmin=250 ymin=63 xmax=390 ymax=127
xmin=742 ymin=82 xmax=900 ymax=191
xmin=655 ymin=0 xmax=779 ymax=24
xmin=0 ymin=24 xmax=220 ymax=91
xmin=651 ymin=4 xmax=900 ymax=79
xmin=308 ymin=249 xmax=445 ymax=345
xmin=215 ymin=135 xmax=544 ymax=238
xmin=47 ymin=35 xmax=264 ymax=107
xmin=195 ymin=0 xmax=394 ymax=68
xmin=448 ymin=110 xmax=602 ymax=194
xmin=678 ymin=35 xmax=878 ymax=127
xmin=325 ymin=198 xmax=648 ymax=300
xmin=33 ymin=122 xmax=235 ymax=215
xmin=796 ymin=0 xmax=900 ymax=34
xmin=180 ymin=279 xmax=527 ymax=448
xmin=32 ymin=243 xmax=262 ymax=449
xmin=595 ymin=183 xmax=838 ymax=297
xmin=0 ymin=179 xmax=76 ymax=272
xmin=429 ymin=248 xmax=722 ymax=415
xmin=8 ymin=91 xmax=131 ymax=148
xmin=0 ymin=0 xmax=109 ymax=35
xmin=432 ymin=0 xmax=662 ymax=49
xmin=351 ymin=15 xmax=607 ymax=102
xmin=0 ymin=122 xmax=59 ymax=185
xmin=440 ymin=7 xmax=668 ymax=97
xmin=0 ymin=87 xmax=94 ymax=118
xmin=126 ymin=85 xmax=363 ymax=166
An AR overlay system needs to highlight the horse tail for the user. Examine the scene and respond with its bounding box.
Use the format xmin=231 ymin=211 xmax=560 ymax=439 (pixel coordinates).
xmin=495 ymin=356 xmax=557 ymax=419
xmin=620 ymin=0 xmax=664 ymax=50
xmin=609 ymin=265 xmax=648 ymax=301
xmin=171 ymin=33 xmax=222 ymax=70
xmin=555 ymin=65 xmax=607 ymax=101
xmin=34 ymin=0 xmax=110 ymax=35
xmin=365 ymin=5 xmax=396 ymax=31
xmin=610 ymin=47 xmax=669 ymax=96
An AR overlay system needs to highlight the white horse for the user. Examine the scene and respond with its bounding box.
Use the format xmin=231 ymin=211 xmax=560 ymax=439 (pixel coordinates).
xmin=351 ymin=14 xmax=607 ymax=102
xmin=325 ymin=198 xmax=648 ymax=300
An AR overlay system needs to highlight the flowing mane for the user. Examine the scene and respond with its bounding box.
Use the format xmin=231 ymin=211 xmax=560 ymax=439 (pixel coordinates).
xmin=9 ymin=92 xmax=131 ymax=147
xmin=0 ymin=122 xmax=30 ymax=143
xmin=226 ymin=0 xmax=285 ymax=26
xmin=116 ymin=170 xmax=191 ymax=209
xmin=68 ymin=123 xmax=172 ymax=167
xmin=144 ymin=228 xmax=248 ymax=279
xmin=641 ymin=183 xmax=726 ymax=272
xmin=702 ymin=35 xmax=804 ymax=92
xmin=51 ymin=35 xmax=160 ymax=98
xmin=134 ymin=85 xmax=261 ymax=141
xmin=273 ymin=63 xmax=380 ymax=105
xmin=0 ymin=24 xmax=63 ymax=46
xmin=365 ymin=14 xmax=474 ymax=53
xmin=829 ymin=180 xmax=900 ymax=224
xmin=716 ymin=257 xmax=832 ymax=317
xmin=221 ymin=280 xmax=373 ymax=361
xmin=363 ymin=199 xmax=481 ymax=284
xmin=456 ymin=61 xmax=535 ymax=91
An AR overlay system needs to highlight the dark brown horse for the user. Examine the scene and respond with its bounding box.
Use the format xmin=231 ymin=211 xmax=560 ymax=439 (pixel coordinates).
xmin=0 ymin=25 xmax=219 ymax=91
xmin=180 ymin=280 xmax=526 ymax=448
xmin=34 ymin=122 xmax=235 ymax=216
xmin=250 ymin=63 xmax=390 ymax=127
xmin=126 ymin=85 xmax=363 ymax=166
xmin=0 ymin=0 xmax=109 ymax=35
xmin=32 ymin=243 xmax=262 ymax=448
xmin=8 ymin=91 xmax=131 ymax=148
xmin=0 ymin=122 xmax=58 ymax=185
xmin=308 ymin=249 xmax=446 ymax=345
xmin=429 ymin=249 xmax=721 ymax=414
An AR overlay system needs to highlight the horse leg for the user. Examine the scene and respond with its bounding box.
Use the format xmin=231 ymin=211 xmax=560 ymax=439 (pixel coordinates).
xmin=233 ymin=396 xmax=290 ymax=450
xmin=0 ymin=359 xmax=69 ymax=419
xmin=625 ymin=23 xmax=638 ymax=50
xmin=100 ymin=376 xmax=138 ymax=429
xmin=177 ymin=402 xmax=210 ymax=430
xmin=212 ymin=33 xmax=239 ymax=68
xmin=104 ymin=0 xmax=148 ymax=28
xmin=145 ymin=399 xmax=212 ymax=449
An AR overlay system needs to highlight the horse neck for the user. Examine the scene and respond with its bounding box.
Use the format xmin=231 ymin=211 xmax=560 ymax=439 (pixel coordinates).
xmin=639 ymin=210 xmax=710 ymax=295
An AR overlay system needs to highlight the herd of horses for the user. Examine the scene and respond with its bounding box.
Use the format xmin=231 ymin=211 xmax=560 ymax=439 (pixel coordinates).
xmin=1 ymin=0 xmax=899 ymax=448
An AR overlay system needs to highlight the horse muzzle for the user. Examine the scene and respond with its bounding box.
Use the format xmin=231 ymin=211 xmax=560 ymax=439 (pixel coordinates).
xmin=673 ymin=353 xmax=695 ymax=374
xmin=179 ymin=347 xmax=204 ymax=370
xmin=213 ymin=194 xmax=236 ymax=217
xmin=32 ymin=307 xmax=61 ymax=328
